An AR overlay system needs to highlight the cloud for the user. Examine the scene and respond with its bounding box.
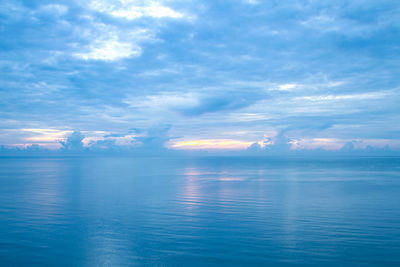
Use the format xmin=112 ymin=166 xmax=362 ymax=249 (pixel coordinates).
xmin=89 ymin=0 xmax=185 ymax=20
xmin=134 ymin=124 xmax=172 ymax=152
xmin=125 ymin=89 xmax=264 ymax=117
xmin=278 ymin=83 xmax=297 ymax=91
xmin=72 ymin=22 xmax=150 ymax=61
xmin=78 ymin=125 xmax=173 ymax=153
xmin=176 ymin=92 xmax=262 ymax=116
xmin=59 ymin=131 xmax=85 ymax=151
xmin=0 ymin=0 xmax=399 ymax=155
xmin=74 ymin=38 xmax=141 ymax=61
xmin=295 ymin=91 xmax=390 ymax=102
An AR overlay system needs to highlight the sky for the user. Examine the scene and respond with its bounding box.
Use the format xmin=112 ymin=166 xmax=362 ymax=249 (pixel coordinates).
xmin=0 ymin=0 xmax=399 ymax=153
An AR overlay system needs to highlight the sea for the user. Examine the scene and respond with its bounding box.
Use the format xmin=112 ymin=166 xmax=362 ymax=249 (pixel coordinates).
xmin=0 ymin=156 xmax=399 ymax=266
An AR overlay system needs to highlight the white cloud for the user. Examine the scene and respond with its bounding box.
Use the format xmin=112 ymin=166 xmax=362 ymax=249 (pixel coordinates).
xmin=89 ymin=0 xmax=184 ymax=20
xmin=71 ymin=1 xmax=191 ymax=61
xmin=73 ymin=23 xmax=150 ymax=61
xmin=278 ymin=83 xmax=297 ymax=91
xmin=75 ymin=39 xmax=141 ymax=61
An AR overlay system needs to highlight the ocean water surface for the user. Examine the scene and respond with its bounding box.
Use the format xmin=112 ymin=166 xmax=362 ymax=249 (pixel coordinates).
xmin=0 ymin=156 xmax=399 ymax=266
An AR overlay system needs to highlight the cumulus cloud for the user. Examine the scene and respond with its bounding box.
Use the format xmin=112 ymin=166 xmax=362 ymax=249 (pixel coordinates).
xmin=55 ymin=125 xmax=174 ymax=154
xmin=59 ymin=131 xmax=85 ymax=151
xmin=133 ymin=124 xmax=172 ymax=152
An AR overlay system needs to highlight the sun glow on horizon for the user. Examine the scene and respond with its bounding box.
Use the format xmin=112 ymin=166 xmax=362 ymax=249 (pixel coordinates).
xmin=171 ymin=139 xmax=253 ymax=150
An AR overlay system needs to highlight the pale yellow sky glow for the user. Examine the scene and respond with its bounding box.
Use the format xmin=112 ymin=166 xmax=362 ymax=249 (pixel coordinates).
xmin=171 ymin=139 xmax=254 ymax=150
xmin=22 ymin=128 xmax=72 ymax=143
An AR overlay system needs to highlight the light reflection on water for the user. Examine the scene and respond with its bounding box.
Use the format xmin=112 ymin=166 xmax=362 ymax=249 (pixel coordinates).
xmin=0 ymin=156 xmax=400 ymax=266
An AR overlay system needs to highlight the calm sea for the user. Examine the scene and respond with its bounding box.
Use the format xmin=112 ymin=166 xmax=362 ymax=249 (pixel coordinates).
xmin=0 ymin=156 xmax=399 ymax=266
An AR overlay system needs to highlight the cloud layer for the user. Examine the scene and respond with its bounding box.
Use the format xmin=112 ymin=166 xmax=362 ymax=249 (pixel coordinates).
xmin=0 ymin=0 xmax=399 ymax=154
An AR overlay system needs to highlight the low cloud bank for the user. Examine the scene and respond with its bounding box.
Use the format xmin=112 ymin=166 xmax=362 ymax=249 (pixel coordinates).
xmin=246 ymin=138 xmax=399 ymax=157
xmin=0 ymin=128 xmax=399 ymax=157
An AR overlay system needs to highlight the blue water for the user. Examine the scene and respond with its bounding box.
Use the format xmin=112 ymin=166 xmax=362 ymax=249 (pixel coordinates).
xmin=0 ymin=156 xmax=400 ymax=266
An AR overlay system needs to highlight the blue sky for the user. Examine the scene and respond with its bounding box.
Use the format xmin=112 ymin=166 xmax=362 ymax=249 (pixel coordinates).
xmin=0 ymin=0 xmax=399 ymax=152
